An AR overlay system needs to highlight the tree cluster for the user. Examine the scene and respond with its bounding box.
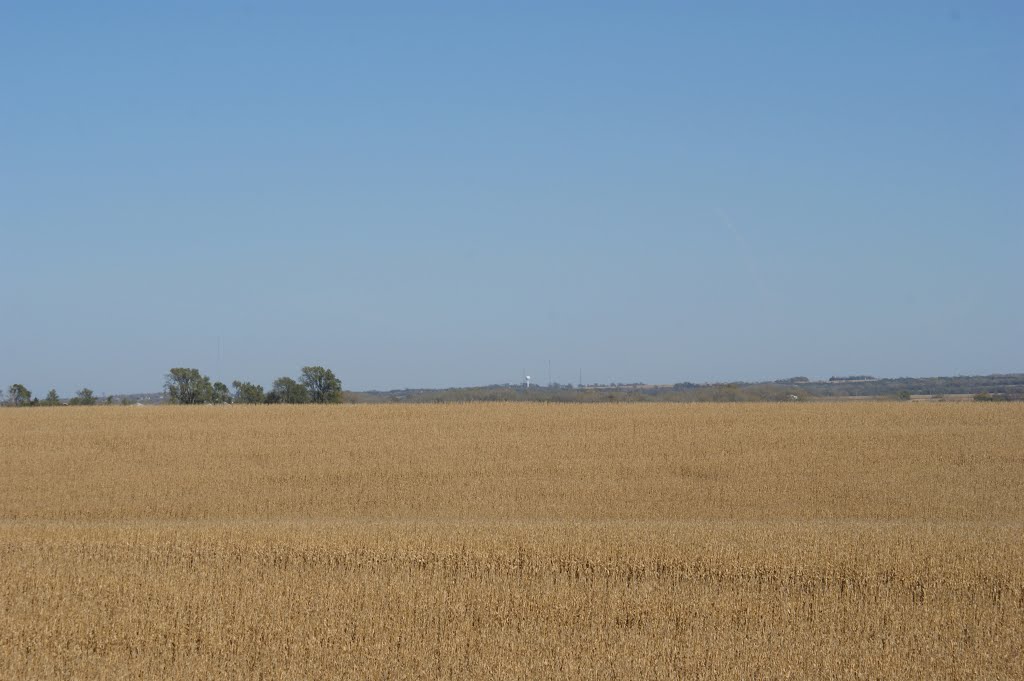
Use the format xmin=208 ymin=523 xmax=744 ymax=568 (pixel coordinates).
xmin=973 ymin=392 xmax=1019 ymax=402
xmin=4 ymin=385 xmax=103 ymax=407
xmin=164 ymin=366 xmax=342 ymax=405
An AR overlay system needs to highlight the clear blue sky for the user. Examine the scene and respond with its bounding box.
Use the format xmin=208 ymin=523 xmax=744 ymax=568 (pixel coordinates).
xmin=2 ymin=2 xmax=1021 ymax=394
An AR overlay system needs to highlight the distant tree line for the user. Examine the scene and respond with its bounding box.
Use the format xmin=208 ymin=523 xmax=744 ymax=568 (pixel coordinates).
xmin=163 ymin=366 xmax=343 ymax=405
xmin=3 ymin=384 xmax=117 ymax=407
xmin=973 ymin=392 xmax=1019 ymax=402
xmin=4 ymin=366 xmax=343 ymax=407
xmin=7 ymin=371 xmax=1023 ymax=406
xmin=804 ymin=374 xmax=1024 ymax=399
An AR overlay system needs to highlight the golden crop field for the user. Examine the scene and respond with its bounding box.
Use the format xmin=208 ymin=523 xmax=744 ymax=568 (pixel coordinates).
xmin=1 ymin=403 xmax=1022 ymax=679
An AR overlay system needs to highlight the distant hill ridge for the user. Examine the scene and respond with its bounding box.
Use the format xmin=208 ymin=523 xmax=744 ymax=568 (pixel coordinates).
xmin=351 ymin=373 xmax=1024 ymax=404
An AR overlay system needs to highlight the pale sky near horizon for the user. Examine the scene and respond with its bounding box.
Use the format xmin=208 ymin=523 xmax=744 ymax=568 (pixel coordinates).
xmin=2 ymin=2 xmax=1021 ymax=395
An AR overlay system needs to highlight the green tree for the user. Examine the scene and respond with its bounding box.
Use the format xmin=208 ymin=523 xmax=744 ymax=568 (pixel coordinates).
xmin=896 ymin=390 xmax=912 ymax=401
xmin=42 ymin=389 xmax=62 ymax=406
xmin=211 ymin=381 xmax=232 ymax=404
xmin=6 ymin=384 xmax=32 ymax=406
xmin=232 ymin=381 xmax=265 ymax=404
xmin=269 ymin=376 xmax=309 ymax=404
xmin=300 ymin=366 xmax=343 ymax=404
xmin=165 ymin=368 xmax=213 ymax=404
xmin=69 ymin=388 xmax=97 ymax=406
